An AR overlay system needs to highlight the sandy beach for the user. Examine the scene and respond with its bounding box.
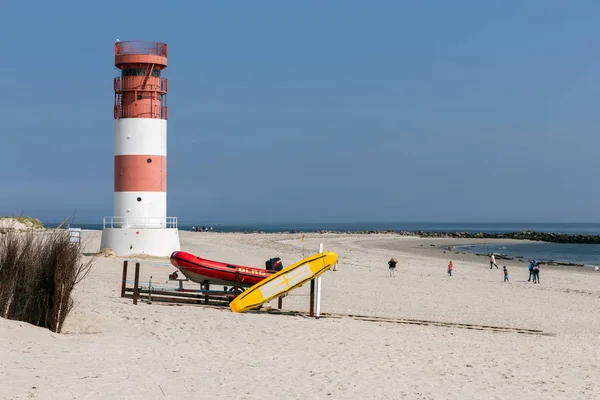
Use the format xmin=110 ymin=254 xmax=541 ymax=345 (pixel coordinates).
xmin=2 ymin=230 xmax=600 ymax=399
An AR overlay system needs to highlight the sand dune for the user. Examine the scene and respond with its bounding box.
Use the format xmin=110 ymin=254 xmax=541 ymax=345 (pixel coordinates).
xmin=2 ymin=231 xmax=599 ymax=399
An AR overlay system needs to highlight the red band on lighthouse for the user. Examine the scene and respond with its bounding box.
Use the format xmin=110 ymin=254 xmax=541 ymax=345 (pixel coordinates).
xmin=114 ymin=155 xmax=166 ymax=192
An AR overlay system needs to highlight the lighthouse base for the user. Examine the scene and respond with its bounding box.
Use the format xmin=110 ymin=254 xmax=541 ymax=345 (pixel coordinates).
xmin=100 ymin=227 xmax=181 ymax=257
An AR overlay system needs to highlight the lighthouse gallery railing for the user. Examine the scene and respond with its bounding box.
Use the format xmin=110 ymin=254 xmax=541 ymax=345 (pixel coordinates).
xmin=103 ymin=216 xmax=178 ymax=229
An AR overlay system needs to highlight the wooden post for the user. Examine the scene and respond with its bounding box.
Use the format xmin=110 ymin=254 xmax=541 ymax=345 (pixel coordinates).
xmin=277 ymin=296 xmax=283 ymax=310
xmin=316 ymin=243 xmax=323 ymax=319
xmin=204 ymin=282 xmax=210 ymax=304
xmin=310 ymin=280 xmax=316 ymax=316
xmin=121 ymin=260 xmax=128 ymax=298
xmin=133 ymin=262 xmax=140 ymax=305
xmin=233 ymin=271 xmax=240 ymax=299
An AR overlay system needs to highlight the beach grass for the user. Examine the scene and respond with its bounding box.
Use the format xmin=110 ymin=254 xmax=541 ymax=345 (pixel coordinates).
xmin=0 ymin=228 xmax=93 ymax=333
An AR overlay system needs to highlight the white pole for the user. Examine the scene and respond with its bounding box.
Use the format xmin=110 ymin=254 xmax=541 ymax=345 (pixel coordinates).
xmin=316 ymin=243 xmax=324 ymax=318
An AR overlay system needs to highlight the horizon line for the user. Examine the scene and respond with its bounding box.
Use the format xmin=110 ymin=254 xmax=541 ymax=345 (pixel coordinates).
xmin=34 ymin=220 xmax=600 ymax=226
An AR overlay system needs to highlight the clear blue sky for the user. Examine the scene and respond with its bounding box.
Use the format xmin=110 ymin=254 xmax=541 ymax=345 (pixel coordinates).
xmin=1 ymin=1 xmax=599 ymax=224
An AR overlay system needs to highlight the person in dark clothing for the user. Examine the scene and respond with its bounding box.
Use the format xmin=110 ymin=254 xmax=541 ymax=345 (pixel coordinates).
xmin=388 ymin=257 xmax=398 ymax=278
xmin=527 ymin=260 xmax=535 ymax=282
xmin=532 ymin=263 xmax=540 ymax=284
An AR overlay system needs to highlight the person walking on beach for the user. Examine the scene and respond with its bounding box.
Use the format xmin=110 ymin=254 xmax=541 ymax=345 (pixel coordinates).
xmin=503 ymin=266 xmax=509 ymax=282
xmin=527 ymin=260 xmax=534 ymax=282
xmin=532 ymin=262 xmax=540 ymax=284
xmin=388 ymin=257 xmax=398 ymax=277
xmin=489 ymin=253 xmax=499 ymax=269
xmin=448 ymin=261 xmax=453 ymax=277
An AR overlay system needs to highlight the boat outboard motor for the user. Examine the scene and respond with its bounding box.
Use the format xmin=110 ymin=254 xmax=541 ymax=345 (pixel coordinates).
xmin=265 ymin=257 xmax=283 ymax=272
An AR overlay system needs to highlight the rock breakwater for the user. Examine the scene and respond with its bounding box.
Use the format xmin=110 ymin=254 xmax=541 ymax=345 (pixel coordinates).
xmin=237 ymin=229 xmax=600 ymax=244
xmin=316 ymin=230 xmax=600 ymax=244
xmin=395 ymin=230 xmax=600 ymax=244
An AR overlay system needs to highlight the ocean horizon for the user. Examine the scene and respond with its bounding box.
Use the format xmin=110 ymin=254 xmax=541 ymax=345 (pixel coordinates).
xmin=46 ymin=221 xmax=600 ymax=235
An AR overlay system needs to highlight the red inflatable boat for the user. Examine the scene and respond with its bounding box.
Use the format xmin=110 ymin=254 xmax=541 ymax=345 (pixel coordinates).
xmin=170 ymin=251 xmax=282 ymax=288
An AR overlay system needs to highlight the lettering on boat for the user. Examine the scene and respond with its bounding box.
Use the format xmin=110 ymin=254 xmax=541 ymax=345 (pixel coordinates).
xmin=237 ymin=268 xmax=268 ymax=276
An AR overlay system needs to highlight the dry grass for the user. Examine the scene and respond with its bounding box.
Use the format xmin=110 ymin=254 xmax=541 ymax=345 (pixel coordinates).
xmin=0 ymin=228 xmax=94 ymax=333
xmin=96 ymin=247 xmax=116 ymax=258
xmin=127 ymin=253 xmax=169 ymax=261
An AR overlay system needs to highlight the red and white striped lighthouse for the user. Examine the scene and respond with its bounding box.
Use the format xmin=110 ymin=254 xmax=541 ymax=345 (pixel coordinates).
xmin=100 ymin=40 xmax=180 ymax=256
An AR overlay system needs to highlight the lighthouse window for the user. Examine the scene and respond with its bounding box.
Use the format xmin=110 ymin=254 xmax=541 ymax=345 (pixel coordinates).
xmin=121 ymin=68 xmax=160 ymax=77
xmin=137 ymin=92 xmax=153 ymax=100
xmin=146 ymin=158 xmax=152 ymax=163
xmin=137 ymin=197 xmax=142 ymax=202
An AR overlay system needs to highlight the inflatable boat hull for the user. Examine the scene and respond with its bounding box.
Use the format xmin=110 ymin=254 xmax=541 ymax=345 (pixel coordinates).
xmin=170 ymin=251 xmax=275 ymax=287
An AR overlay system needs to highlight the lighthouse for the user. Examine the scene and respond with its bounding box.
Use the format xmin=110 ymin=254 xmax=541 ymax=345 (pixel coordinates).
xmin=100 ymin=40 xmax=180 ymax=256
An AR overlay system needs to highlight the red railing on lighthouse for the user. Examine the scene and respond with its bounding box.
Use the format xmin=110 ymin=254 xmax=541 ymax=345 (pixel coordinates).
xmin=115 ymin=41 xmax=167 ymax=57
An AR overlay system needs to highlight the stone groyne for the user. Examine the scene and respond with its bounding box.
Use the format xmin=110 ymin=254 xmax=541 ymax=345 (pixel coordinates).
xmin=238 ymin=229 xmax=600 ymax=245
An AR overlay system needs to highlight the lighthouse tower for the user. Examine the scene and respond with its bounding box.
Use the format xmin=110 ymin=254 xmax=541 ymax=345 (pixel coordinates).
xmin=100 ymin=40 xmax=180 ymax=256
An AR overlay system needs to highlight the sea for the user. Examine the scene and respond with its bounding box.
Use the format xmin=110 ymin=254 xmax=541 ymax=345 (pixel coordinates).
xmin=56 ymin=221 xmax=600 ymax=267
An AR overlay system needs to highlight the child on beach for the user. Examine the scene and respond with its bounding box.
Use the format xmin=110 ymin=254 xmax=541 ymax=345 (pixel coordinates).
xmin=489 ymin=253 xmax=498 ymax=269
xmin=503 ymin=266 xmax=509 ymax=282
xmin=448 ymin=261 xmax=453 ymax=277
xmin=388 ymin=257 xmax=398 ymax=278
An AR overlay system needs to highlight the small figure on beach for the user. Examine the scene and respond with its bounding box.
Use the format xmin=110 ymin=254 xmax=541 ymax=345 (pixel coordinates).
xmin=489 ymin=253 xmax=498 ymax=269
xmin=448 ymin=261 xmax=453 ymax=277
xmin=532 ymin=262 xmax=540 ymax=284
xmin=503 ymin=266 xmax=509 ymax=282
xmin=388 ymin=257 xmax=398 ymax=277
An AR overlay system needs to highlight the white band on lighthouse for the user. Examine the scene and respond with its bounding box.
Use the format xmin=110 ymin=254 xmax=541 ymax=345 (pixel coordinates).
xmin=115 ymin=119 xmax=166 ymax=156
xmin=114 ymin=192 xmax=167 ymax=227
